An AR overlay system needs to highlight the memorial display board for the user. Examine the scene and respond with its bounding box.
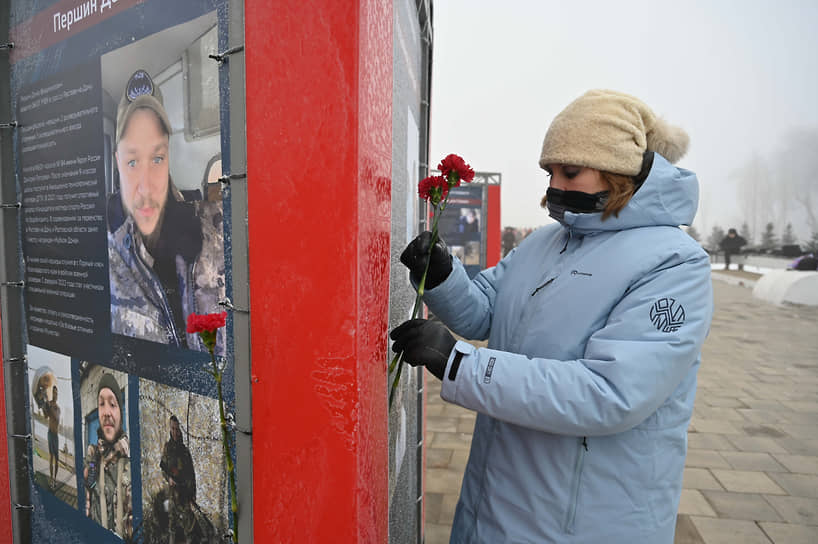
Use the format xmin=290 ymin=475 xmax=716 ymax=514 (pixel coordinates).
xmin=5 ymin=1 xmax=235 ymax=541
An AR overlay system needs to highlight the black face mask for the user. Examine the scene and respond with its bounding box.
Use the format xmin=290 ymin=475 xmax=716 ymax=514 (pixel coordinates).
xmin=545 ymin=187 xmax=609 ymax=224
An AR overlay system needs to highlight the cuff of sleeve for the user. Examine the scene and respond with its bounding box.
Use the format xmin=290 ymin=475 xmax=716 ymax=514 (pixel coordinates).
xmin=441 ymin=340 xmax=476 ymax=404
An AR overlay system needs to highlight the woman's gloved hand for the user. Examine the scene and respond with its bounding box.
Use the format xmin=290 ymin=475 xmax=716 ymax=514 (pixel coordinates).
xmin=390 ymin=319 xmax=456 ymax=380
xmin=400 ymin=231 xmax=453 ymax=289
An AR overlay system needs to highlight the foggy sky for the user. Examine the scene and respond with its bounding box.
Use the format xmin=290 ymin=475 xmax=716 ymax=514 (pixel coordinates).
xmin=429 ymin=0 xmax=818 ymax=243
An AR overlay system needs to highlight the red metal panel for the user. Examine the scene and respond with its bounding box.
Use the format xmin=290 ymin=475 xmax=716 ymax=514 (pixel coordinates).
xmin=245 ymin=0 xmax=391 ymax=541
xmin=355 ymin=0 xmax=392 ymax=541
xmin=486 ymin=184 xmax=502 ymax=267
xmin=0 ymin=316 xmax=11 ymax=542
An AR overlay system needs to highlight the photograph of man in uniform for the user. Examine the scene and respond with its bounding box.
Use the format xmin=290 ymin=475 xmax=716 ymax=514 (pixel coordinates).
xmin=44 ymin=385 xmax=61 ymax=489
xmin=83 ymin=372 xmax=132 ymax=540
xmin=107 ymin=68 xmax=225 ymax=353
xmin=140 ymin=379 xmax=227 ymax=542
xmin=160 ymin=415 xmax=198 ymax=542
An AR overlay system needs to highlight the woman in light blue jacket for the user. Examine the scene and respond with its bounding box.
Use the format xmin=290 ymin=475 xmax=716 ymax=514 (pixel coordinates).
xmin=392 ymin=90 xmax=714 ymax=543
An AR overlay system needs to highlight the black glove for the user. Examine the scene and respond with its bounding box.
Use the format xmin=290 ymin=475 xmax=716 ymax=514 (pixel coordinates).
xmin=390 ymin=319 xmax=456 ymax=380
xmin=400 ymin=231 xmax=453 ymax=290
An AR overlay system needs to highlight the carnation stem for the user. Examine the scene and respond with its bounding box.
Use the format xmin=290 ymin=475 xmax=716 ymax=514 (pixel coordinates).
xmin=211 ymin=348 xmax=239 ymax=543
xmin=389 ymin=195 xmax=449 ymax=408
xmin=388 ymin=357 xmax=404 ymax=406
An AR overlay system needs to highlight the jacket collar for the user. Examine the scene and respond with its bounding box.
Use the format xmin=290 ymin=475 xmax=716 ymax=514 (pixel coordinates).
xmin=559 ymin=153 xmax=699 ymax=235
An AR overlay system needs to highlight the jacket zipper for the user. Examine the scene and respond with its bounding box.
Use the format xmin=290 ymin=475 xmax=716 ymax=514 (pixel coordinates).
xmin=564 ymin=436 xmax=588 ymax=533
xmin=530 ymin=277 xmax=555 ymax=297
xmin=560 ymin=229 xmax=572 ymax=254
xmin=186 ymin=259 xmax=213 ymax=353
xmin=187 ymin=258 xmax=199 ymax=350
xmin=149 ymin=265 xmax=182 ymax=347
xmin=507 ymin=276 xmax=556 ymax=349
xmin=131 ymin=235 xmax=182 ymax=347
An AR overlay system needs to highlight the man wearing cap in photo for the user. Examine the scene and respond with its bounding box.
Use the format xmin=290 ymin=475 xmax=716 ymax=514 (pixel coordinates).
xmin=391 ymin=90 xmax=713 ymax=542
xmin=107 ymin=69 xmax=225 ymax=353
xmin=83 ymin=373 xmax=132 ymax=539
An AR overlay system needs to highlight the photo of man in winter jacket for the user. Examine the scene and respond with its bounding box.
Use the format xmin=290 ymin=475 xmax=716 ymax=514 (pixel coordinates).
xmin=107 ymin=69 xmax=225 ymax=353
xmin=392 ymin=90 xmax=714 ymax=543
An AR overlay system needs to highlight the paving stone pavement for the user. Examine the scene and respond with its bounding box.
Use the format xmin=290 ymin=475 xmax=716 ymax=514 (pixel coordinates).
xmin=423 ymin=278 xmax=818 ymax=543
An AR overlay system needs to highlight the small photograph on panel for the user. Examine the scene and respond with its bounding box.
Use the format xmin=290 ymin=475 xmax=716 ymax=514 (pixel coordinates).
xmin=28 ymin=345 xmax=77 ymax=508
xmin=139 ymin=378 xmax=228 ymax=543
xmin=78 ymin=364 xmax=132 ymax=540
xmin=464 ymin=241 xmax=481 ymax=265
xmin=457 ymin=207 xmax=480 ymax=234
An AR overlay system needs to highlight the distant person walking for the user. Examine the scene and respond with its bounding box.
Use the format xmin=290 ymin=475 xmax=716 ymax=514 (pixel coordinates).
xmin=719 ymin=228 xmax=747 ymax=270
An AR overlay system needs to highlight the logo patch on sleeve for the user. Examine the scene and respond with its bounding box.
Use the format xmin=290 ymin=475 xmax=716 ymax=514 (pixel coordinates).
xmin=649 ymin=297 xmax=685 ymax=333
xmin=483 ymin=357 xmax=496 ymax=384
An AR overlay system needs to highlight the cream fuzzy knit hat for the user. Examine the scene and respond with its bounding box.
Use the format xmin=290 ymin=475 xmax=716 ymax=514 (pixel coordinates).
xmin=539 ymin=89 xmax=689 ymax=176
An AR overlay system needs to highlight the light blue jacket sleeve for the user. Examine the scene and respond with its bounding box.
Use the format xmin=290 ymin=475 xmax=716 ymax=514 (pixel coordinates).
xmin=421 ymin=253 xmax=513 ymax=341
xmin=437 ymin=252 xmax=714 ymax=436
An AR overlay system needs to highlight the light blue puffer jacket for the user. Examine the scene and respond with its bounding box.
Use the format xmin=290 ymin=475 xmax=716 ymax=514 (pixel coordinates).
xmin=424 ymin=154 xmax=714 ymax=543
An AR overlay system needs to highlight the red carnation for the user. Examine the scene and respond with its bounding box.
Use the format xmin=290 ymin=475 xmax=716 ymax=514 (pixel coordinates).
xmin=438 ymin=154 xmax=475 ymax=186
xmin=186 ymin=311 xmax=227 ymax=334
xmin=418 ymin=175 xmax=449 ymax=204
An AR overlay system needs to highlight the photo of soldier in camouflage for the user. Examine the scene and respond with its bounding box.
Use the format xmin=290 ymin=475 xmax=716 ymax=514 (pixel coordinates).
xmin=80 ymin=367 xmax=132 ymax=540
xmin=106 ymin=66 xmax=225 ymax=354
xmin=160 ymin=415 xmax=197 ymax=542
xmin=140 ymin=380 xmax=227 ymax=543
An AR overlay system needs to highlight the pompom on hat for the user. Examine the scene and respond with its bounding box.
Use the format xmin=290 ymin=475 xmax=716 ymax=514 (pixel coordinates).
xmin=539 ymin=89 xmax=689 ymax=176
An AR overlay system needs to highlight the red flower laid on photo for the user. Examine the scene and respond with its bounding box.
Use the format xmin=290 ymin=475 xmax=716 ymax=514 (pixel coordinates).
xmin=186 ymin=311 xmax=227 ymax=334
xmin=186 ymin=309 xmax=238 ymax=542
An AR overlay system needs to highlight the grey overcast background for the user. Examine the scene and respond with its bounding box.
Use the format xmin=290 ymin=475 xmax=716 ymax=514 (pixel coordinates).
xmin=429 ymin=0 xmax=818 ymax=246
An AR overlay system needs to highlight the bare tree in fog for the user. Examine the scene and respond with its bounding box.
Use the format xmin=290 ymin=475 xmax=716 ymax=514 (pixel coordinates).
xmin=739 ymin=222 xmax=752 ymax=247
xmin=782 ymin=223 xmax=797 ymax=246
xmin=806 ymin=231 xmax=818 ymax=254
xmin=761 ymin=222 xmax=778 ymax=252
xmin=776 ymin=128 xmax=818 ymax=235
xmin=731 ymin=128 xmax=818 ymax=244
xmin=731 ymin=154 xmax=769 ymax=243
xmin=707 ymin=226 xmax=726 ymax=254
